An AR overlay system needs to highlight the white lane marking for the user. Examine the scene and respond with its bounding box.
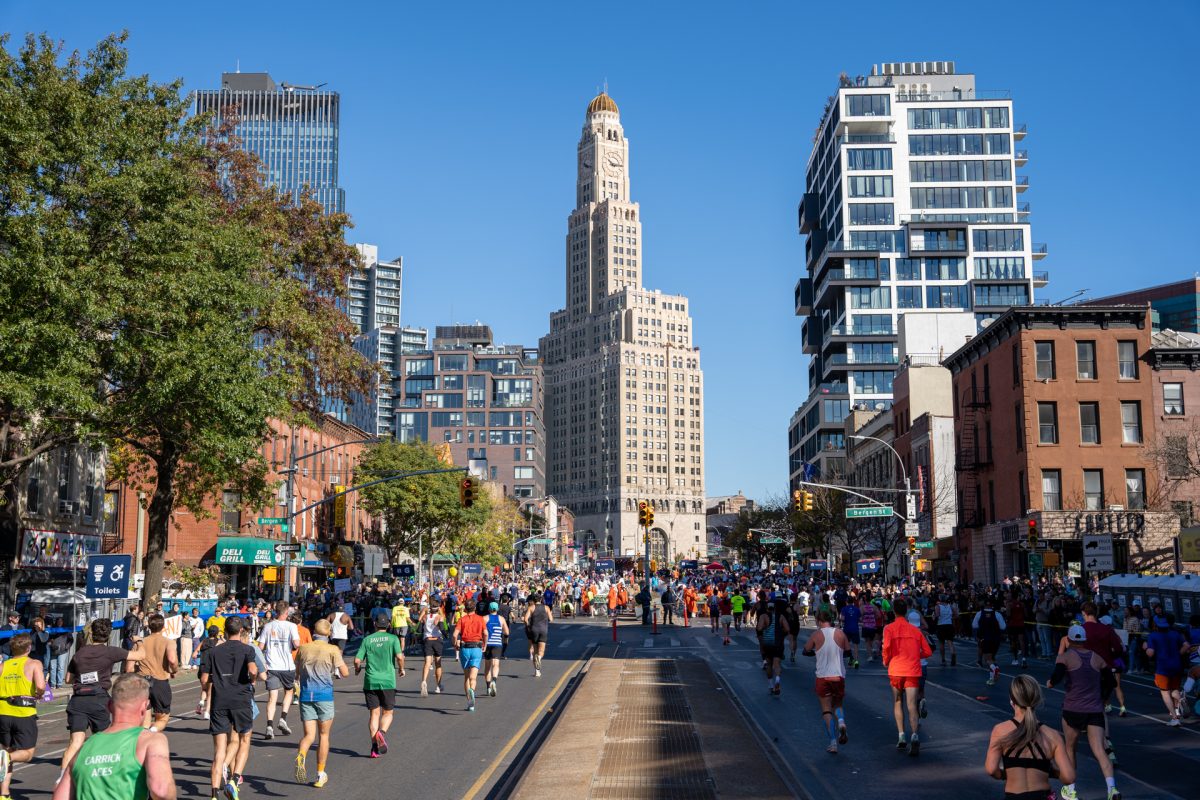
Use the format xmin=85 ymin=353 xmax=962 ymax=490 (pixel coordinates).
xmin=557 ymin=639 xmax=573 ymax=649
xmin=643 ymin=638 xmax=654 ymax=648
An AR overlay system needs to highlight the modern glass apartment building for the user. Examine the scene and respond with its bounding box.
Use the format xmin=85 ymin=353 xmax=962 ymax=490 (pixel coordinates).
xmin=789 ymin=61 xmax=1047 ymax=487
xmin=194 ymin=72 xmax=345 ymax=214
xmin=349 ymin=244 xmax=403 ymax=333
xmin=350 ymin=325 xmax=428 ymax=437
xmin=351 ymin=325 xmax=545 ymax=499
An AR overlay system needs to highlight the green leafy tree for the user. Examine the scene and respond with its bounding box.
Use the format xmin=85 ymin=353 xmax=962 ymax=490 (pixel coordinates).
xmin=0 ymin=33 xmax=374 ymax=606
xmin=724 ymin=504 xmax=793 ymax=566
xmin=355 ymin=440 xmax=489 ymax=573
xmin=791 ymin=487 xmax=857 ymax=572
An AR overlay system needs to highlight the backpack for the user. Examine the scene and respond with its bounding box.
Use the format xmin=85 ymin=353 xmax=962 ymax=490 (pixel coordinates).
xmin=978 ymin=609 xmax=1001 ymax=639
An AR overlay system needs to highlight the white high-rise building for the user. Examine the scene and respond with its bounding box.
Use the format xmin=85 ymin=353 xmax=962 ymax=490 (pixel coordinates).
xmin=541 ymin=93 xmax=707 ymax=563
xmin=789 ymin=61 xmax=1048 ymax=488
xmin=349 ymin=244 xmax=403 ymax=333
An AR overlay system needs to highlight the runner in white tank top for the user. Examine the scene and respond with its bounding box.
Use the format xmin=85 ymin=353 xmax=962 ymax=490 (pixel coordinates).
xmin=803 ymin=608 xmax=851 ymax=753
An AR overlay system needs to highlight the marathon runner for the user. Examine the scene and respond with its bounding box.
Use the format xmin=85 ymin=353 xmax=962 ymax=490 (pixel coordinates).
xmin=840 ymin=596 xmax=861 ymax=669
xmin=454 ymin=603 xmax=488 ymax=712
xmin=802 ymin=610 xmax=850 ymax=753
xmin=200 ymin=616 xmax=258 ymax=800
xmin=483 ymin=603 xmax=509 ymax=697
xmin=1048 ymin=625 xmax=1121 ymax=800
xmin=933 ymin=594 xmax=958 ymax=666
xmin=984 ymin=675 xmax=1074 ymax=799
xmin=973 ymin=601 xmax=1006 ymax=685
xmin=730 ymin=589 xmax=746 ymax=632
xmin=418 ymin=602 xmax=444 ymax=696
xmin=51 ymin=674 xmax=176 ymax=800
xmin=523 ymin=592 xmax=552 ymax=678
xmin=906 ymin=607 xmax=932 ymax=720
xmin=354 ymin=613 xmax=403 ymax=756
xmin=883 ymin=598 xmax=931 ymax=756
xmin=1144 ymin=614 xmax=1187 ymax=726
xmin=0 ymin=633 xmax=47 ymax=800
xmin=58 ymin=619 xmax=144 ymax=785
xmin=389 ymin=598 xmax=410 ymax=677
xmin=294 ymin=619 xmax=348 ymax=787
xmin=134 ymin=615 xmax=178 ymax=732
xmin=257 ymin=602 xmax=300 ymax=740
xmin=860 ymin=596 xmax=880 ymax=663
xmin=756 ymin=597 xmax=790 ymax=696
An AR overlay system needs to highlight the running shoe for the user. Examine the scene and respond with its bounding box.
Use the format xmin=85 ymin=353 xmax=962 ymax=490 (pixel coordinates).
xmin=1106 ymin=789 xmax=1121 ymax=800
xmin=294 ymin=754 xmax=307 ymax=784
xmin=919 ymin=698 xmax=928 ymax=719
xmin=1167 ymin=718 xmax=1181 ymax=727
xmin=838 ymin=721 xmax=848 ymax=745
xmin=278 ymin=719 xmax=291 ymax=736
xmin=826 ymin=739 xmax=838 ymax=754
xmin=195 ymin=701 xmax=205 ymax=716
xmin=0 ymin=749 xmax=10 ymax=785
xmin=264 ymin=725 xmax=275 ymax=740
xmin=467 ymin=688 xmax=476 ymax=712
xmin=223 ymin=780 xmax=240 ymax=800
xmin=313 ymin=772 xmax=328 ymax=789
xmin=1104 ymin=703 xmax=1113 ymax=714
xmin=488 ymin=680 xmax=497 ymax=697
xmin=535 ymin=669 xmax=542 ymax=678
xmin=420 ymin=681 xmax=428 ymax=697
xmin=1059 ymin=786 xmax=1078 ymax=800
xmin=435 ymin=683 xmax=443 ymax=694
xmin=986 ymin=677 xmax=996 ymax=686
xmin=374 ymin=730 xmax=388 ymax=755
xmin=896 ymin=733 xmax=908 ymax=749
xmin=369 ymin=742 xmax=379 ymax=758
xmin=1119 ymin=706 xmax=1128 ymax=717
xmin=908 ymin=734 xmax=920 ymax=757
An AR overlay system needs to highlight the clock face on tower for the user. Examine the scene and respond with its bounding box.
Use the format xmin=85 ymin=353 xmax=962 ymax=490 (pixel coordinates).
xmin=603 ymin=152 xmax=623 ymax=176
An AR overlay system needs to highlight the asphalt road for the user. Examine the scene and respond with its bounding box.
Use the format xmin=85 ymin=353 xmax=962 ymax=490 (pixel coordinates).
xmin=7 ymin=623 xmax=608 ymax=800
xmin=617 ymin=617 xmax=1199 ymax=800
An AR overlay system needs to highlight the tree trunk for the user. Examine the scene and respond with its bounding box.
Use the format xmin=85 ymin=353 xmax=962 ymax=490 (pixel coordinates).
xmin=141 ymin=445 xmax=178 ymax=610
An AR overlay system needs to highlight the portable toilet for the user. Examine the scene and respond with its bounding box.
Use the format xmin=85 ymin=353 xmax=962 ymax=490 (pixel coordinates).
xmin=1159 ymin=574 xmax=1199 ymax=621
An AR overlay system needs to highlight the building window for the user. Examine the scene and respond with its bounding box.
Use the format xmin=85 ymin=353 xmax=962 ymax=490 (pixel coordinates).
xmin=1164 ymin=383 xmax=1184 ymax=415
xmin=26 ymin=458 xmax=42 ymax=514
xmin=1166 ymin=436 xmax=1190 ymax=478
xmin=221 ymin=491 xmax=241 ymax=532
xmin=1076 ymin=341 xmax=1096 ymax=380
xmin=1042 ymin=470 xmax=1061 ymax=511
xmin=1117 ymin=341 xmax=1138 ymax=379
xmin=1011 ymin=343 xmax=1021 ymax=385
xmin=1018 ymin=471 xmax=1028 ymax=514
xmin=846 ymin=94 xmax=890 ymax=117
xmin=1120 ymin=401 xmax=1142 ymax=444
xmin=1083 ymin=470 xmax=1104 ymax=511
xmin=514 ymin=466 xmax=534 ymax=479
xmin=1125 ymin=469 xmax=1145 ymax=510
xmin=1037 ymin=402 xmax=1058 ymax=444
xmin=1035 ymin=342 xmax=1055 ymax=380
xmin=1015 ymin=404 xmax=1024 ymax=451
xmin=1079 ymin=402 xmax=1100 ymax=444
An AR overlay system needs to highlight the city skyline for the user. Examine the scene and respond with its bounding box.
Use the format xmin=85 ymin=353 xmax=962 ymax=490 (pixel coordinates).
xmin=4 ymin=1 xmax=1197 ymax=502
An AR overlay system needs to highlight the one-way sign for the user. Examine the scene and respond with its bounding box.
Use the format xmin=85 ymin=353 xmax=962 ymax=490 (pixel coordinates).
xmin=1082 ymin=534 xmax=1114 ymax=572
xmin=274 ymin=542 xmax=303 ymax=555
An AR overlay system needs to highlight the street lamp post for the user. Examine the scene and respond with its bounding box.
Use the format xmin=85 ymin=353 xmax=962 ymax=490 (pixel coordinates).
xmin=849 ymin=433 xmax=914 ymax=576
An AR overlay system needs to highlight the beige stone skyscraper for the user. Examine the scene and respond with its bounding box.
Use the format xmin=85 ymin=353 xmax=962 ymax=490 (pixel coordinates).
xmin=541 ymin=93 xmax=706 ymax=564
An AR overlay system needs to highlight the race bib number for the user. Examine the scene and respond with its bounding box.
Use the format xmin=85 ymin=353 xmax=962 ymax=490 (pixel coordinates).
xmin=80 ymin=671 xmax=99 ymax=684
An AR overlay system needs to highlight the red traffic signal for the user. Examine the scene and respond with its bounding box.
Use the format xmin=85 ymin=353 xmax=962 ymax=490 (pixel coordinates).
xmin=460 ymin=477 xmax=476 ymax=508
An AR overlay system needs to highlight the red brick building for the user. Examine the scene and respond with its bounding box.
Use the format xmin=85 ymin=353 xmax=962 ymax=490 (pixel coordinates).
xmin=944 ymin=306 xmax=1182 ymax=583
xmin=106 ymin=414 xmax=376 ymax=593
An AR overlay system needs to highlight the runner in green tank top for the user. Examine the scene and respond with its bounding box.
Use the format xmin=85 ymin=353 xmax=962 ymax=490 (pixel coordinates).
xmin=53 ymin=674 xmax=176 ymax=800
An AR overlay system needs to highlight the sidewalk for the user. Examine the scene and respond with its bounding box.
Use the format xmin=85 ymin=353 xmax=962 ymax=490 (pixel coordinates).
xmin=513 ymin=655 xmax=797 ymax=800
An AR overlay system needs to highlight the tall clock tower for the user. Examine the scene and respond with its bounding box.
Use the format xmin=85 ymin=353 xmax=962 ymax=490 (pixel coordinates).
xmin=542 ymin=93 xmax=707 ymax=565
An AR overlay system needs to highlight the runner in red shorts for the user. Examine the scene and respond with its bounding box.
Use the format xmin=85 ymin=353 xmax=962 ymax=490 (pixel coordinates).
xmin=802 ymin=609 xmax=850 ymax=753
xmin=883 ymin=597 xmax=931 ymax=756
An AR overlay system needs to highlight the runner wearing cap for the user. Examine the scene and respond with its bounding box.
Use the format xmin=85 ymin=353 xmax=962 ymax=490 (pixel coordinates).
xmin=1048 ymin=624 xmax=1121 ymax=800
xmin=454 ymin=603 xmax=488 ymax=712
xmin=294 ymin=619 xmax=347 ymax=787
xmin=1143 ymin=614 xmax=1187 ymax=726
xmin=483 ymin=602 xmax=510 ymax=697
xmin=389 ymin=600 xmax=410 ymax=677
xmin=354 ymin=613 xmax=403 ymax=756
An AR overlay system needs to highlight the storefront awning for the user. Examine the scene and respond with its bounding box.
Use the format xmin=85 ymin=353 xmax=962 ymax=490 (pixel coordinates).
xmin=215 ymin=537 xmax=282 ymax=566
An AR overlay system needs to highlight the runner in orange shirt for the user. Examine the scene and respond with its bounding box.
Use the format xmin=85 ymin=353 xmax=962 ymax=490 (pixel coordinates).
xmin=882 ymin=597 xmax=932 ymax=756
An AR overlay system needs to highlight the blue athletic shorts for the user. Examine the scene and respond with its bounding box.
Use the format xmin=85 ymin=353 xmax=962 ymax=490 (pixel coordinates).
xmin=459 ymin=646 xmax=483 ymax=671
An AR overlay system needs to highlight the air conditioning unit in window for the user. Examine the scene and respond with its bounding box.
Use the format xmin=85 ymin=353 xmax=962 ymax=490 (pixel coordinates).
xmin=58 ymin=500 xmax=77 ymax=515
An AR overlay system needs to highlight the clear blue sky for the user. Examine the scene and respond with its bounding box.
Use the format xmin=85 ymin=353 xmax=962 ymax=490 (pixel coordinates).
xmin=5 ymin=1 xmax=1198 ymax=504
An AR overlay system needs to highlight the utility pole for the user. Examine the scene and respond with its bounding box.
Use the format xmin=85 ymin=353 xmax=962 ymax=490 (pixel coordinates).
xmin=282 ymin=433 xmax=297 ymax=603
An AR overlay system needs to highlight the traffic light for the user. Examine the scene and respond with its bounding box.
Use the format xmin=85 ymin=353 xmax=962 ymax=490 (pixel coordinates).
xmin=638 ymin=500 xmax=650 ymax=526
xmin=907 ymin=536 xmax=917 ymax=556
xmin=802 ymin=491 xmax=814 ymax=512
xmin=792 ymin=489 xmax=802 ymax=512
xmin=1027 ymin=518 xmax=1038 ymax=549
xmin=646 ymin=505 xmax=655 ymax=528
xmin=460 ymin=477 xmax=476 ymax=508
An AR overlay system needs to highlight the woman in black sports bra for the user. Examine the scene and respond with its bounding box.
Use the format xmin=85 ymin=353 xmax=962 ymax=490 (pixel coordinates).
xmin=985 ymin=675 xmax=1074 ymax=800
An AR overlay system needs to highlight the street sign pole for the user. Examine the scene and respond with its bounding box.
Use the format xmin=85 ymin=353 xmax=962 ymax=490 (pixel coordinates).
xmin=283 ymin=434 xmax=297 ymax=603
